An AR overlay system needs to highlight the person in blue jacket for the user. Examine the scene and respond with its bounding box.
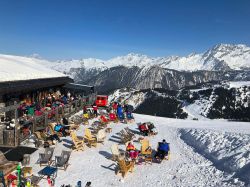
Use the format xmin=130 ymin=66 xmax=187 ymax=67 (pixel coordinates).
xmin=117 ymin=104 xmax=123 ymax=115
xmin=117 ymin=104 xmax=125 ymax=121
xmin=54 ymin=123 xmax=67 ymax=136
xmin=154 ymin=139 xmax=170 ymax=160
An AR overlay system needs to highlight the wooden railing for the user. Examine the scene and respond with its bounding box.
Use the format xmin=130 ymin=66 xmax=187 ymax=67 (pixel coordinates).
xmin=0 ymin=93 xmax=96 ymax=147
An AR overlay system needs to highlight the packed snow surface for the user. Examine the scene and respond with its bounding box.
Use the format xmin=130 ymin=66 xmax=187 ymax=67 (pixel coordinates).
xmin=0 ymin=54 xmax=66 ymax=82
xmin=27 ymin=113 xmax=250 ymax=187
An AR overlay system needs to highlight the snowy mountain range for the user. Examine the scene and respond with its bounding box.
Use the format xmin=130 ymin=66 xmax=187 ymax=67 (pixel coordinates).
xmin=0 ymin=43 xmax=250 ymax=91
xmin=49 ymin=43 xmax=250 ymax=73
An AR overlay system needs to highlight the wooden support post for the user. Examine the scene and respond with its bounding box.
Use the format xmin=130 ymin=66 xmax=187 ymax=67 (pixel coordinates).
xmin=55 ymin=107 xmax=59 ymax=123
xmin=33 ymin=116 xmax=37 ymax=133
xmin=74 ymin=100 xmax=77 ymax=112
xmin=69 ymin=103 xmax=71 ymax=114
xmin=62 ymin=105 xmax=65 ymax=118
xmin=14 ymin=109 xmax=19 ymax=146
xmin=45 ymin=112 xmax=48 ymax=127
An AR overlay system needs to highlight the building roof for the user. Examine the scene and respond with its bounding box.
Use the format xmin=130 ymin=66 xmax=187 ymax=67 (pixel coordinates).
xmin=0 ymin=77 xmax=73 ymax=95
xmin=0 ymin=54 xmax=67 ymax=83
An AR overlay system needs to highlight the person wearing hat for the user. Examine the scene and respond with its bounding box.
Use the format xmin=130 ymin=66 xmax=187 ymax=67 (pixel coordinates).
xmin=154 ymin=139 xmax=170 ymax=161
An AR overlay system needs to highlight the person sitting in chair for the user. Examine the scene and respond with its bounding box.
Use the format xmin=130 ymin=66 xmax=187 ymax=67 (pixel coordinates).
xmin=154 ymin=139 xmax=170 ymax=161
xmin=126 ymin=111 xmax=134 ymax=122
xmin=138 ymin=123 xmax=150 ymax=136
xmin=100 ymin=115 xmax=109 ymax=124
xmin=126 ymin=142 xmax=139 ymax=160
xmin=45 ymin=127 xmax=61 ymax=143
xmin=109 ymin=111 xmax=117 ymax=121
xmin=54 ymin=123 xmax=67 ymax=136
xmin=147 ymin=122 xmax=158 ymax=135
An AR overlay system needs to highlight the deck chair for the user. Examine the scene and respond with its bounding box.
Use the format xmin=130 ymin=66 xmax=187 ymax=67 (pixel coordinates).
xmin=68 ymin=122 xmax=80 ymax=131
xmin=70 ymin=131 xmax=84 ymax=151
xmin=33 ymin=131 xmax=53 ymax=146
xmin=110 ymin=144 xmax=120 ymax=161
xmin=115 ymin=158 xmax=135 ymax=178
xmin=48 ymin=123 xmax=63 ymax=137
xmin=54 ymin=150 xmax=71 ymax=170
xmin=39 ymin=147 xmax=54 ymax=166
xmin=0 ymin=152 xmax=18 ymax=176
xmin=96 ymin=129 xmax=106 ymax=144
xmin=119 ymin=129 xmax=133 ymax=144
xmin=140 ymin=139 xmax=153 ymax=164
xmin=84 ymin=128 xmax=97 ymax=147
xmin=124 ymin=127 xmax=135 ymax=139
xmin=82 ymin=113 xmax=90 ymax=125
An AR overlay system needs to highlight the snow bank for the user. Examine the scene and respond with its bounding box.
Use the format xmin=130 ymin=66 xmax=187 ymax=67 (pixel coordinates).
xmin=179 ymin=128 xmax=250 ymax=184
xmin=0 ymin=54 xmax=67 ymax=82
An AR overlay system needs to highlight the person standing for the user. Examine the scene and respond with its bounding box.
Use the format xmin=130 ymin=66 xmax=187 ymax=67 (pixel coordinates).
xmin=92 ymin=104 xmax=98 ymax=117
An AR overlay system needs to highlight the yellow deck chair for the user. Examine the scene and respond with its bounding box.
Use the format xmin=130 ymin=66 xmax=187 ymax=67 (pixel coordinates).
xmin=140 ymin=139 xmax=153 ymax=164
xmin=116 ymin=158 xmax=135 ymax=178
xmin=70 ymin=131 xmax=84 ymax=151
xmin=84 ymin=128 xmax=97 ymax=147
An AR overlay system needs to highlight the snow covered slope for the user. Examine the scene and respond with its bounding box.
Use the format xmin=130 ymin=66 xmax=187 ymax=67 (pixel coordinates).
xmin=182 ymin=81 xmax=250 ymax=121
xmin=27 ymin=113 xmax=250 ymax=186
xmin=109 ymin=81 xmax=250 ymax=121
xmin=0 ymin=54 xmax=66 ymax=82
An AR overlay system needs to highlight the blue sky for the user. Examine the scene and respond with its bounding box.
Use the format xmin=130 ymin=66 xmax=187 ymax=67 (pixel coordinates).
xmin=0 ymin=0 xmax=249 ymax=60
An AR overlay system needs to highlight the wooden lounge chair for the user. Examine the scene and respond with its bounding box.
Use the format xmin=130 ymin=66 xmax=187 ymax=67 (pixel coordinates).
xmin=70 ymin=131 xmax=84 ymax=151
xmin=84 ymin=128 xmax=97 ymax=147
xmin=54 ymin=150 xmax=71 ymax=170
xmin=119 ymin=129 xmax=133 ymax=144
xmin=140 ymin=139 xmax=153 ymax=164
xmin=124 ymin=127 xmax=135 ymax=139
xmin=0 ymin=152 xmax=18 ymax=176
xmin=110 ymin=144 xmax=120 ymax=161
xmin=39 ymin=148 xmax=54 ymax=166
xmin=33 ymin=131 xmax=53 ymax=146
xmin=96 ymin=129 xmax=106 ymax=144
xmin=82 ymin=113 xmax=90 ymax=125
xmin=48 ymin=123 xmax=63 ymax=137
xmin=115 ymin=158 xmax=135 ymax=178
xmin=68 ymin=122 xmax=80 ymax=131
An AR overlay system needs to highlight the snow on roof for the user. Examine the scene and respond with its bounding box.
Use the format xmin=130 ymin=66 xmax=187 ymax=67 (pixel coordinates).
xmin=0 ymin=54 xmax=67 ymax=83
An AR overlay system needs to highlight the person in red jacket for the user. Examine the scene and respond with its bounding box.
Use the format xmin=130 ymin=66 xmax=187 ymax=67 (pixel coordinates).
xmin=92 ymin=104 xmax=98 ymax=117
xmin=109 ymin=111 xmax=117 ymax=121
xmin=112 ymin=102 xmax=118 ymax=113
xmin=126 ymin=142 xmax=139 ymax=160
xmin=100 ymin=115 xmax=109 ymax=124
xmin=139 ymin=123 xmax=150 ymax=136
